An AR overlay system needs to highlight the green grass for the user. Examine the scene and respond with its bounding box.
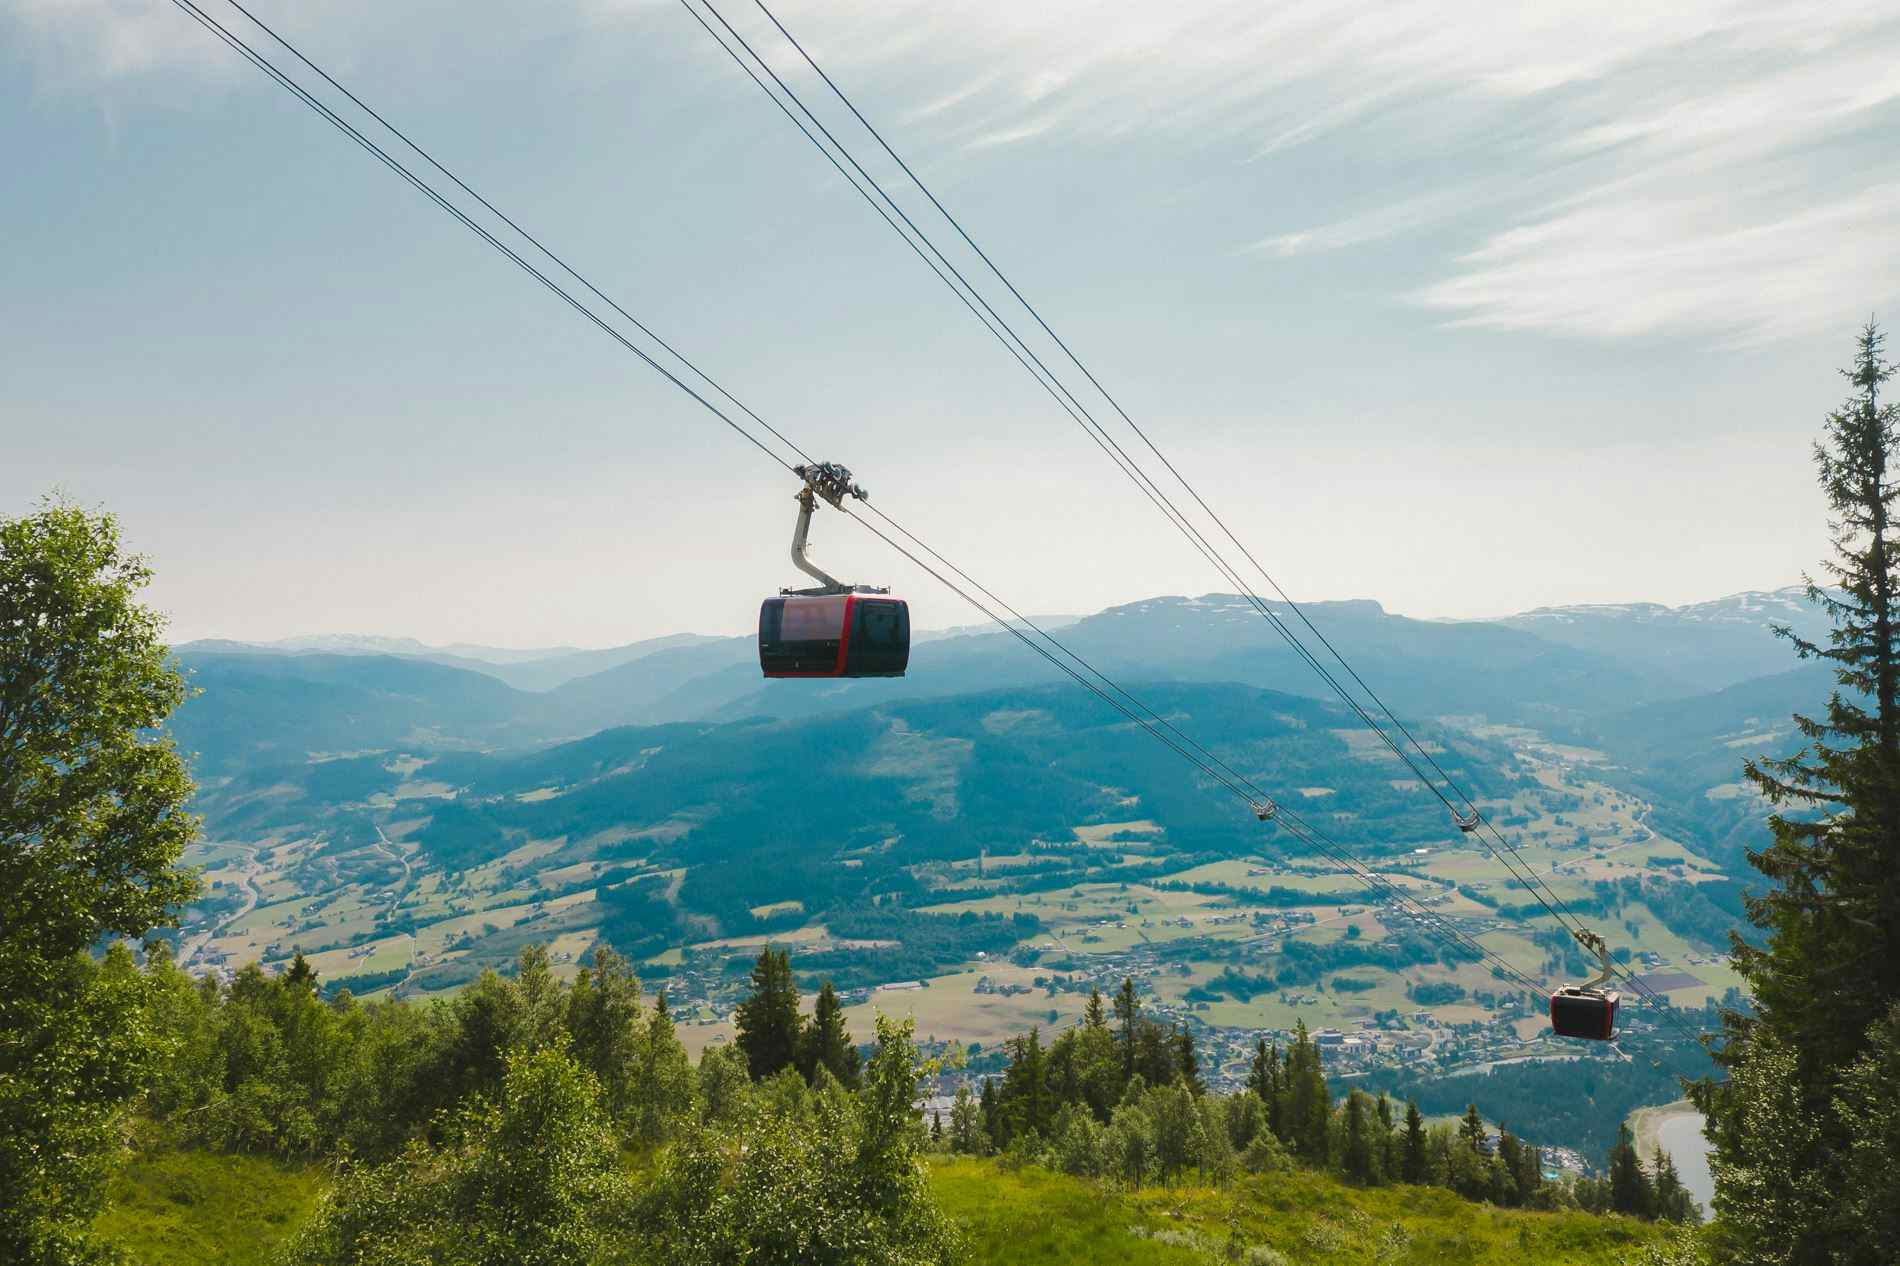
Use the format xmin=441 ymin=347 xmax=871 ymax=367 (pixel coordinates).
xmin=931 ymin=1158 xmax=1663 ymax=1265
xmin=98 ymin=1147 xmax=323 ymax=1266
xmin=103 ymin=1147 xmax=1662 ymax=1265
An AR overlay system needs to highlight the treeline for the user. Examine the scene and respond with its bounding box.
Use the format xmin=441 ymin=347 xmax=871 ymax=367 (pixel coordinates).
xmin=1486 ymin=875 xmax=1752 ymax=958
xmin=944 ymin=980 xmax=1698 ymax=1223
xmin=788 ymin=908 xmax=1040 ymax=990
xmin=1184 ymin=930 xmax=1483 ymax=1001
xmin=109 ymin=940 xmax=958 ymax=1264
xmin=1360 ymin=1014 xmax=1722 ymax=1158
xmin=1153 ymin=879 xmax=1362 ymax=907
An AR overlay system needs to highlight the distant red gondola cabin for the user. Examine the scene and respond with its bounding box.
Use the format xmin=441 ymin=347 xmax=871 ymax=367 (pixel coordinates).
xmin=759 ymin=593 xmax=909 ymax=678
xmin=1549 ymin=987 xmax=1619 ymax=1040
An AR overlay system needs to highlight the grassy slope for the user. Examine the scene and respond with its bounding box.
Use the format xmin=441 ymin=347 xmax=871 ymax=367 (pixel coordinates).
xmin=104 ymin=1148 xmax=1660 ymax=1266
xmin=98 ymin=1148 xmax=323 ymax=1266
xmin=932 ymin=1159 xmax=1660 ymax=1265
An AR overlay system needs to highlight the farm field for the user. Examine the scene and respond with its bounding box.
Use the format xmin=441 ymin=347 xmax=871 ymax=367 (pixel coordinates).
xmin=170 ymin=716 xmax=1740 ymax=1136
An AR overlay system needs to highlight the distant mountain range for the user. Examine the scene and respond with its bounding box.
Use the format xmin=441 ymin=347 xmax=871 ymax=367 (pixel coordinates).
xmin=174 ymin=631 xmax=730 ymax=692
xmin=167 ymin=585 xmax=1835 ymax=870
xmin=1493 ymin=585 xmax=1829 ymax=695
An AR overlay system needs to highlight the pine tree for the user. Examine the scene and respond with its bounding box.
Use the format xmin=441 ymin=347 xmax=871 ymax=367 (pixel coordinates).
xmin=1495 ymin=1128 xmax=1526 ymax=1206
xmin=1401 ymin=1100 xmax=1428 ymax=1183
xmin=1171 ymin=1024 xmax=1204 ymax=1095
xmin=1000 ymin=1027 xmax=1053 ymax=1141
xmin=283 ymin=951 xmax=317 ymax=992
xmin=733 ymin=948 xmax=803 ymax=1081
xmin=1513 ymin=1132 xmax=1543 ymax=1205
xmin=979 ymin=1077 xmax=1003 ymax=1149
xmin=1459 ymin=1104 xmax=1489 ymax=1156
xmin=1342 ymin=1090 xmax=1375 ymax=1184
xmin=1133 ymin=1020 xmax=1175 ymax=1087
xmin=1607 ymin=1122 xmax=1653 ymax=1217
xmin=1374 ymin=1092 xmax=1397 ymax=1184
xmin=1245 ymin=1038 xmax=1273 ymax=1103
xmin=1733 ymin=321 xmax=1900 ymax=1062
xmin=1114 ymin=977 xmax=1138 ymax=1077
xmin=1650 ymin=1146 xmax=1697 ymax=1224
xmin=930 ymin=1110 xmax=944 ymax=1143
xmin=1694 ymin=320 xmax=1900 ymax=1264
xmin=1283 ymin=1021 xmax=1330 ymax=1163
xmin=800 ymin=979 xmax=859 ymax=1089
xmin=1264 ymin=1044 xmax=1287 ymax=1142
xmin=1083 ymin=986 xmax=1107 ymax=1030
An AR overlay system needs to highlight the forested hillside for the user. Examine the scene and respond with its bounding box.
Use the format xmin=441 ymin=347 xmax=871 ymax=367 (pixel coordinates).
xmin=2 ymin=499 xmax=1839 ymax=1265
xmin=88 ymin=939 xmax=1678 ymax=1265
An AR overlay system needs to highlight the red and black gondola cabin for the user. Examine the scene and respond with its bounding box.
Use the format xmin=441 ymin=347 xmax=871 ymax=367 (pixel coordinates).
xmin=1549 ymin=987 xmax=1619 ymax=1040
xmin=759 ymin=593 xmax=910 ymax=678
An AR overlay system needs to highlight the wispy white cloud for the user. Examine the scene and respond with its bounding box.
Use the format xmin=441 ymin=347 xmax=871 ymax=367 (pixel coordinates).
xmin=1416 ymin=181 xmax=1900 ymax=344
xmin=10 ymin=0 xmax=1899 ymax=342
xmin=1247 ymin=187 xmax=1485 ymax=258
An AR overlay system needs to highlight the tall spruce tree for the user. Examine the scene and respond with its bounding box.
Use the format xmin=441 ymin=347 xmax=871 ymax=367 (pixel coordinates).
xmin=733 ymin=948 xmax=803 ymax=1081
xmin=1245 ymin=1039 xmax=1274 ymax=1104
xmin=1000 ymin=1027 xmax=1053 ymax=1140
xmin=801 ymin=979 xmax=859 ymax=1089
xmin=1282 ymin=1022 xmax=1330 ymax=1163
xmin=1735 ymin=317 xmax=1900 ymax=1074
xmin=1401 ymin=1100 xmax=1429 ymax=1183
xmin=1171 ymin=1024 xmax=1204 ymax=1095
xmin=1459 ymin=1104 xmax=1489 ymax=1156
xmin=1114 ymin=977 xmax=1139 ymax=1077
xmin=1650 ymin=1147 xmax=1697 ymax=1225
xmin=1695 ymin=319 xmax=1900 ymax=1264
xmin=1375 ymin=1092 xmax=1398 ymax=1182
xmin=1342 ymin=1090 xmax=1375 ymax=1184
xmin=1607 ymin=1122 xmax=1653 ymax=1217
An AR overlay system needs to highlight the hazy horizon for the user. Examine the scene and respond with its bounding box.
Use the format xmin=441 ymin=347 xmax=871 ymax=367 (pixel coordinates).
xmin=164 ymin=578 xmax=1815 ymax=653
xmin=7 ymin=1 xmax=1896 ymax=646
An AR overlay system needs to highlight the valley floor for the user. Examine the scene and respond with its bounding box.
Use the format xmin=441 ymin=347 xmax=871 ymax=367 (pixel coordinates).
xmin=102 ymin=1147 xmax=1662 ymax=1265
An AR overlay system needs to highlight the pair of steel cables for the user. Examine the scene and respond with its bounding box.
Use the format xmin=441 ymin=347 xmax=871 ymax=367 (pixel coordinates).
xmin=165 ymin=0 xmax=1687 ymax=1034
xmin=682 ymin=0 xmax=1706 ymax=1043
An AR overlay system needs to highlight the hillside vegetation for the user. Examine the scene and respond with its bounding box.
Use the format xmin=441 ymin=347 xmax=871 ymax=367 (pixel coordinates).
xmin=101 ymin=1147 xmax=1663 ymax=1266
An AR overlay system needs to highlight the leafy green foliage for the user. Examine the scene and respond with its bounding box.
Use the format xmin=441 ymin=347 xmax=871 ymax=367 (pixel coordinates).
xmin=280 ymin=1043 xmax=636 ymax=1266
xmin=636 ymin=1014 xmax=960 ymax=1265
xmin=0 ymin=500 xmax=201 ymax=1265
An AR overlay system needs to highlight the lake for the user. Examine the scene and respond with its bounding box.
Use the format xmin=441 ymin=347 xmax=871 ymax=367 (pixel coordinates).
xmin=1657 ymin=1111 xmax=1715 ymax=1215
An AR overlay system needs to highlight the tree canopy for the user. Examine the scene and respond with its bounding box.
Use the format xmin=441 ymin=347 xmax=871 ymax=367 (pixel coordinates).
xmin=0 ymin=500 xmax=200 ymax=1266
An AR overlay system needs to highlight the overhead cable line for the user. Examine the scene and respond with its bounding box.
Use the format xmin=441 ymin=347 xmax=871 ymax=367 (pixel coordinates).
xmin=672 ymin=0 xmax=1264 ymax=602
xmin=165 ymin=0 xmax=802 ymax=479
xmin=683 ymin=0 xmax=1524 ymax=826
xmin=694 ymin=0 xmax=1701 ymax=1038
xmin=168 ymin=0 xmax=1549 ymax=1005
xmin=842 ymin=503 xmax=1552 ymax=998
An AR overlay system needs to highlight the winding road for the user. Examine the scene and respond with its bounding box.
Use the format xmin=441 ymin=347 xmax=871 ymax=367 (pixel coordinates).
xmin=179 ymin=844 xmax=262 ymax=969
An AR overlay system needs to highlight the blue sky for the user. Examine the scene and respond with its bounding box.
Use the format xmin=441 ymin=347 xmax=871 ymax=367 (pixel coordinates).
xmin=5 ymin=0 xmax=1898 ymax=647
